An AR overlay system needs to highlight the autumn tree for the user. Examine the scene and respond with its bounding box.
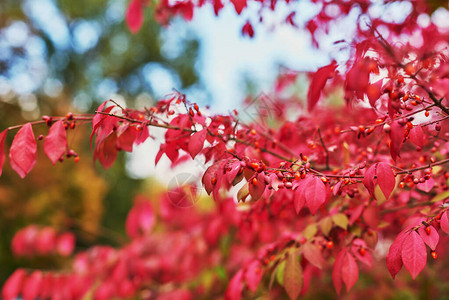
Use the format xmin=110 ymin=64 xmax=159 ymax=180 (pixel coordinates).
xmin=4 ymin=0 xmax=449 ymax=299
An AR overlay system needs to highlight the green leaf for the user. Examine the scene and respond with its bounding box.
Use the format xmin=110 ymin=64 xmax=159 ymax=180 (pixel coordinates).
xmin=284 ymin=251 xmax=303 ymax=300
xmin=320 ymin=216 xmax=333 ymax=236
xmin=374 ymin=185 xmax=387 ymax=205
xmin=303 ymin=224 xmax=318 ymax=239
xmin=276 ymin=260 xmax=286 ymax=286
xmin=431 ymin=190 xmax=449 ymax=203
xmin=237 ymin=183 xmax=249 ymax=202
xmin=332 ymin=213 xmax=348 ymax=230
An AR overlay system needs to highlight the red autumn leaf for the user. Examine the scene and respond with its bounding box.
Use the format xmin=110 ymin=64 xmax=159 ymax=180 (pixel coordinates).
xmin=341 ymin=252 xmax=359 ymax=292
xmin=376 ymin=162 xmax=395 ymax=200
xmin=242 ymin=21 xmax=254 ymax=38
xmin=293 ymin=186 xmax=306 ymax=214
xmin=418 ymin=225 xmax=439 ymax=250
xmin=409 ymin=126 xmax=423 ymax=148
xmin=284 ymin=251 xmax=302 ymax=300
xmin=0 ymin=129 xmax=8 ymax=176
xmin=386 ymin=230 xmax=407 ymax=279
xmin=307 ymin=61 xmax=337 ymax=111
xmin=332 ymin=180 xmax=343 ymax=196
xmin=9 ymin=123 xmax=37 ymax=178
xmin=351 ymin=239 xmax=372 ymax=267
xmin=303 ymin=176 xmax=328 ymax=215
xmin=35 ymin=227 xmax=56 ymax=255
xmin=188 ymin=128 xmax=207 ymax=159
xmin=389 ymin=121 xmax=404 ymax=161
xmin=22 ymin=271 xmax=43 ymax=300
xmin=303 ymin=242 xmax=324 ymax=269
xmin=363 ymin=163 xmax=376 ymax=198
xmin=202 ymin=160 xmax=225 ymax=195
xmin=91 ymin=100 xmax=109 ymax=148
xmin=348 ymin=204 xmax=364 ymax=225
xmin=249 ymin=172 xmax=266 ymax=201
xmin=293 ymin=176 xmax=312 ymax=214
xmin=225 ymin=160 xmax=242 ymax=184
xmin=366 ymin=79 xmax=382 ymax=107
xmin=2 ymin=269 xmax=26 ymax=300
xmin=332 ymin=249 xmax=345 ymax=295
xmin=244 ymin=261 xmax=263 ymax=292
xmin=225 ymin=269 xmax=243 ymax=300
xmin=213 ymin=0 xmax=224 ymax=15
xmin=230 ymin=0 xmax=247 ymax=14
xmin=125 ymin=198 xmax=155 ymax=238
xmin=440 ymin=211 xmax=449 ymax=234
xmin=401 ymin=231 xmax=427 ymax=280
xmin=417 ymin=177 xmax=434 ymax=193
xmin=116 ymin=124 xmax=137 ymax=152
xmin=362 ymin=202 xmax=380 ymax=228
xmin=176 ymin=1 xmax=194 ymax=21
xmin=135 ymin=125 xmax=149 ymax=145
xmin=56 ymin=232 xmax=75 ymax=257
xmin=44 ymin=120 xmax=67 ymax=165
xmin=126 ymin=0 xmax=144 ymax=34
xmin=96 ymin=133 xmax=118 ymax=169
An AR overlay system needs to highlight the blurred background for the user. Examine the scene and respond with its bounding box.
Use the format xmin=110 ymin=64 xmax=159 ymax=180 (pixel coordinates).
xmin=0 ymin=0 xmax=333 ymax=283
xmin=0 ymin=0 xmax=430 ymax=289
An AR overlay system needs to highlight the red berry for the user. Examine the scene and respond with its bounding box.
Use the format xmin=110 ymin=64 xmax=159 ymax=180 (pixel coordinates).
xmin=359 ymin=247 xmax=366 ymax=256
xmin=431 ymin=251 xmax=437 ymax=259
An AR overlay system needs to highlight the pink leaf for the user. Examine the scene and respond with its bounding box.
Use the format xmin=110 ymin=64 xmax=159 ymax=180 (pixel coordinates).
xmin=125 ymin=197 xmax=155 ymax=238
xmin=418 ymin=225 xmax=439 ymax=250
xmin=249 ymin=172 xmax=266 ymax=201
xmin=386 ymin=230 xmax=407 ymax=279
xmin=332 ymin=180 xmax=342 ymax=196
xmin=307 ymin=61 xmax=337 ymax=111
xmin=363 ymin=164 xmax=376 ymax=198
xmin=135 ymin=125 xmax=149 ymax=145
xmin=376 ymin=162 xmax=395 ymax=200
xmin=126 ymin=0 xmax=144 ymax=34
xmin=225 ymin=160 xmax=242 ymax=185
xmin=202 ymin=160 xmax=224 ymax=195
xmin=304 ymin=176 xmax=328 ymax=215
xmin=332 ymin=249 xmax=345 ymax=295
xmin=22 ymin=271 xmax=43 ymax=300
xmin=188 ymin=128 xmax=207 ymax=159
xmin=213 ymin=0 xmax=224 ymax=15
xmin=341 ymin=252 xmax=359 ymax=292
xmin=303 ymin=243 xmax=324 ymax=269
xmin=230 ymin=0 xmax=247 ymax=14
xmin=96 ymin=132 xmax=118 ymax=169
xmin=225 ymin=270 xmax=243 ymax=300
xmin=2 ymin=269 xmax=26 ymax=300
xmin=440 ymin=211 xmax=449 ymax=234
xmin=401 ymin=231 xmax=427 ymax=280
xmin=244 ymin=261 xmax=263 ymax=292
xmin=417 ymin=177 xmax=434 ymax=193
xmin=242 ymin=21 xmax=254 ymax=38
xmin=44 ymin=120 xmax=67 ymax=165
xmin=57 ymin=232 xmax=75 ymax=256
xmin=409 ymin=126 xmax=423 ymax=148
xmin=366 ymin=79 xmax=382 ymax=107
xmin=284 ymin=251 xmax=302 ymax=300
xmin=9 ymin=123 xmax=37 ymax=178
xmin=0 ymin=129 xmax=8 ymax=176
xmin=389 ymin=121 xmax=404 ymax=161
xmin=351 ymin=239 xmax=372 ymax=267
xmin=293 ymin=186 xmax=306 ymax=214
